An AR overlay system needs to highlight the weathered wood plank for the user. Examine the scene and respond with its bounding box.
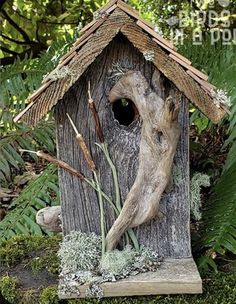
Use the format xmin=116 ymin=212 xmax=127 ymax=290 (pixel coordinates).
xmin=55 ymin=35 xmax=191 ymax=258
xmin=169 ymin=54 xmax=208 ymax=81
xmin=58 ymin=258 xmax=202 ymax=298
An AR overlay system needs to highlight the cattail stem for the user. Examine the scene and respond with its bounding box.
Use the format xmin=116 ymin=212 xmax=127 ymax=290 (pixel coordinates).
xmin=96 ymin=143 xmax=139 ymax=251
xmin=19 ymin=149 xmax=84 ymax=179
xmin=20 ymin=149 xmax=119 ymax=215
xmin=88 ymin=82 xmax=105 ymax=143
xmin=94 ymin=171 xmax=106 ymax=257
xmin=67 ymin=113 xmax=96 ymax=171
xmin=96 ymin=143 xmax=122 ymax=212
xmin=67 ymin=114 xmax=106 ymax=255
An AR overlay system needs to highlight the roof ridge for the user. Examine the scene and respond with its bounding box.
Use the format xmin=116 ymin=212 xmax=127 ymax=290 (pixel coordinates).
xmin=13 ymin=3 xmax=228 ymax=125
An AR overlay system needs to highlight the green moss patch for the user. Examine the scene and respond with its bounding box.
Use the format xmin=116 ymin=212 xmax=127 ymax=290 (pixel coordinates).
xmin=0 ymin=235 xmax=61 ymax=270
xmin=0 ymin=276 xmax=18 ymax=304
xmin=0 ymin=235 xmax=61 ymax=292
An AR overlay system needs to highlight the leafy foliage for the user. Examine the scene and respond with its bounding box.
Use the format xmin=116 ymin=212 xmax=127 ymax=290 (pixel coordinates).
xmin=180 ymin=37 xmax=236 ymax=141
xmin=0 ymin=164 xmax=59 ymax=241
xmin=195 ymin=159 xmax=236 ymax=272
xmin=0 ymin=35 xmax=74 ymax=185
xmin=180 ymin=37 xmax=236 ymax=270
xmin=0 ymin=0 xmax=106 ymax=65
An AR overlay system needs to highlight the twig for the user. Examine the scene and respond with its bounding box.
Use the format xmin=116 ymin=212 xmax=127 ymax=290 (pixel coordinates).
xmin=19 ymin=149 xmax=84 ymax=179
xmin=1 ymin=33 xmax=36 ymax=45
xmin=1 ymin=9 xmax=31 ymax=42
xmin=1 ymin=47 xmax=19 ymax=56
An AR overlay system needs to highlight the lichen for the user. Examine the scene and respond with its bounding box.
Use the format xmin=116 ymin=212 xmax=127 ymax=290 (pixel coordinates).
xmin=108 ymin=62 xmax=133 ymax=83
xmin=0 ymin=276 xmax=19 ymax=304
xmin=143 ymin=50 xmax=155 ymax=61
xmin=43 ymin=66 xmax=77 ymax=83
xmin=211 ymin=89 xmax=231 ymax=108
xmin=172 ymin=164 xmax=183 ymax=187
xmin=58 ymin=231 xmax=162 ymax=298
xmin=100 ymin=245 xmax=136 ymax=279
xmin=58 ymin=231 xmax=102 ymax=275
xmin=85 ymin=283 xmax=104 ymax=299
xmin=100 ymin=245 xmax=162 ymax=281
xmin=190 ymin=172 xmax=210 ymax=220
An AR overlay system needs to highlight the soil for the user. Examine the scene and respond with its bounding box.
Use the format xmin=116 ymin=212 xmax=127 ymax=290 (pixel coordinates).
xmin=0 ymin=253 xmax=58 ymax=290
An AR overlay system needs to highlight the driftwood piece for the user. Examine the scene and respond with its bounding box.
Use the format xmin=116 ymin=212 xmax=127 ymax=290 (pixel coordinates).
xmin=36 ymin=206 xmax=62 ymax=232
xmin=106 ymin=71 xmax=181 ymax=251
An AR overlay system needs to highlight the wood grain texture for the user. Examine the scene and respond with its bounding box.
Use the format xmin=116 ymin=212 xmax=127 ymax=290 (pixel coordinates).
xmin=58 ymin=258 xmax=202 ymax=298
xmin=55 ymin=34 xmax=191 ymax=258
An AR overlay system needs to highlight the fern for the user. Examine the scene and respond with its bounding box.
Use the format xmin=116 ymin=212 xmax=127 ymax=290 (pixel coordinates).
xmin=194 ymin=159 xmax=236 ymax=271
xmin=180 ymin=38 xmax=236 ymax=271
xmin=0 ymin=35 xmax=75 ymax=185
xmin=182 ymin=39 xmax=236 ymax=169
xmin=0 ymin=164 xmax=59 ymax=242
xmin=0 ymin=121 xmax=55 ymax=185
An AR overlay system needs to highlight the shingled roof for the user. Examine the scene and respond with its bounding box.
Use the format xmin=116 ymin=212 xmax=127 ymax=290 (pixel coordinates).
xmin=14 ymin=0 xmax=229 ymax=125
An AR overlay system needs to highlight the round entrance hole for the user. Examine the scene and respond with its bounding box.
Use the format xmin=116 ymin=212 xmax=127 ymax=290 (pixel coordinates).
xmin=112 ymin=98 xmax=138 ymax=126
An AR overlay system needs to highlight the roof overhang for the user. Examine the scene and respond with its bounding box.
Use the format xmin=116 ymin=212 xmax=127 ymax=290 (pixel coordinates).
xmin=14 ymin=0 xmax=228 ymax=126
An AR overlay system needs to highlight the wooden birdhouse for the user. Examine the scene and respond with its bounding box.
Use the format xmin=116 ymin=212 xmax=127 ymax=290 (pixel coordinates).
xmin=14 ymin=0 xmax=228 ymax=299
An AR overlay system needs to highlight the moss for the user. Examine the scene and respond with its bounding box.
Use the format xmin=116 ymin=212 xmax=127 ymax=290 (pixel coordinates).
xmin=39 ymin=286 xmax=59 ymax=304
xmin=0 ymin=276 xmax=19 ymax=303
xmin=0 ymin=235 xmax=61 ymax=274
xmin=30 ymin=254 xmax=59 ymax=275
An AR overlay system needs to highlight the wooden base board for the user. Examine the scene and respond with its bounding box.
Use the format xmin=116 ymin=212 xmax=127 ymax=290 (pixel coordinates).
xmin=58 ymin=258 xmax=202 ymax=299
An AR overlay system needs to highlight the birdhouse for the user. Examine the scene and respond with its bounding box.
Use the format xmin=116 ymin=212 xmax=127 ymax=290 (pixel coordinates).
xmin=14 ymin=0 xmax=228 ymax=299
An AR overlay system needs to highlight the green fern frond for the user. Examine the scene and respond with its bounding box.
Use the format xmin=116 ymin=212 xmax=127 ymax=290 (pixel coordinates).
xmin=180 ymin=38 xmax=236 ymax=143
xmin=0 ymin=164 xmax=59 ymax=242
xmin=0 ymin=121 xmax=55 ymax=185
xmin=195 ymin=159 xmax=236 ymax=257
xmin=0 ymin=35 xmax=75 ymax=184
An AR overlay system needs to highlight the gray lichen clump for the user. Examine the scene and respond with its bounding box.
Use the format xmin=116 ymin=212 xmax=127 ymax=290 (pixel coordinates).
xmin=58 ymin=231 xmax=163 ymax=299
xmin=190 ymin=172 xmax=210 ymax=221
xmin=143 ymin=50 xmax=155 ymax=61
xmin=58 ymin=231 xmax=102 ymax=296
xmin=211 ymin=88 xmax=231 ymax=108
